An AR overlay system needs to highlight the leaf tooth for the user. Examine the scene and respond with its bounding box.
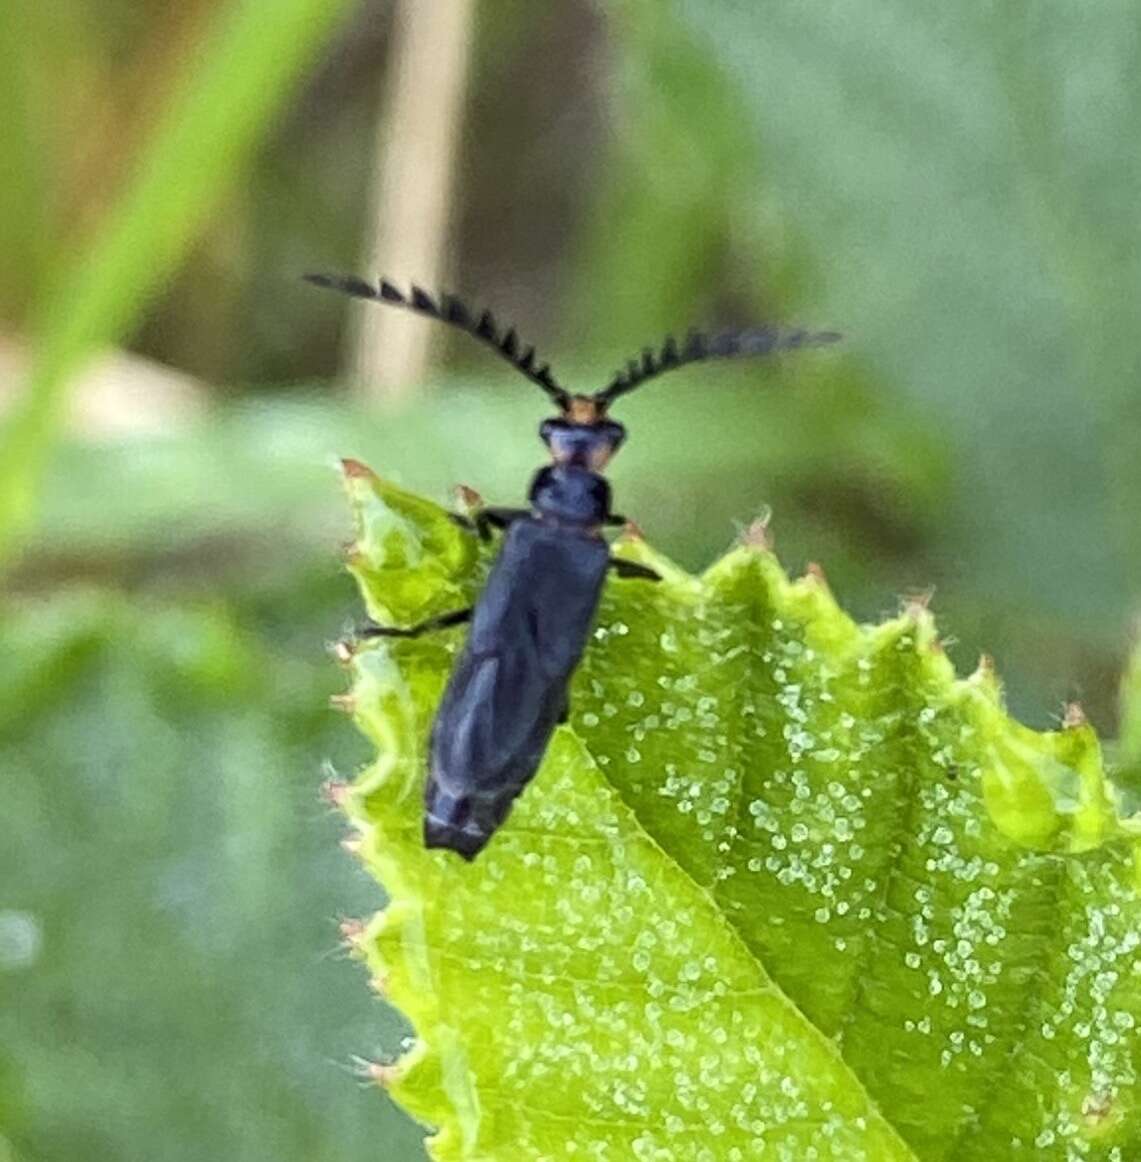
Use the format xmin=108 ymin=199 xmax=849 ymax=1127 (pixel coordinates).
xmin=321 ymin=778 xmax=350 ymax=808
xmin=804 ymin=561 xmax=829 ymax=588
xmin=901 ymin=587 xmax=935 ymax=616
xmin=340 ymin=457 xmax=378 ymax=481
xmin=330 ymin=638 xmax=355 ymax=665
xmin=740 ymin=515 xmax=773 ymax=552
xmin=348 ymin=1058 xmax=401 ymax=1088
xmin=370 ymin=1062 xmax=401 ymax=1087
xmin=970 ymin=652 xmax=1004 ymax=703
xmin=453 ymin=483 xmax=484 ymax=512
xmin=338 ymin=917 xmax=366 ymax=946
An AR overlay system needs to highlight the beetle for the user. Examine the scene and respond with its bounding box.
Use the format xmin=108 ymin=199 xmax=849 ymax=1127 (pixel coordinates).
xmin=306 ymin=272 xmax=839 ymax=859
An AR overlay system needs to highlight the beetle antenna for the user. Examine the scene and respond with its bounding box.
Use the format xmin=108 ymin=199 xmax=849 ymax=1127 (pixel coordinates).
xmin=593 ymin=325 xmax=842 ymax=404
xmin=304 ymin=273 xmax=571 ymax=407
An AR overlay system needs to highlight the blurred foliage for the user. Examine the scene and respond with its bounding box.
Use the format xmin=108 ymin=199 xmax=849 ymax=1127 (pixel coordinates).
xmin=2 ymin=0 xmax=1139 ymax=1159
xmin=1115 ymin=633 xmax=1141 ymax=811
xmin=0 ymin=0 xmax=356 ymax=553
xmin=577 ymin=0 xmax=1141 ymax=724
xmin=1121 ymin=632 xmax=1141 ymax=763
xmin=0 ymin=588 xmax=429 ymax=1162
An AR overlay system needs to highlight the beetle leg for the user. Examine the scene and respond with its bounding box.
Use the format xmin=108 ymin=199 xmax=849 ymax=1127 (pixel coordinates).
xmin=360 ymin=608 xmax=472 ymax=639
xmin=609 ymin=558 xmax=661 ymax=582
xmin=475 ymin=506 xmax=530 ymax=541
xmin=448 ymin=507 xmax=529 ymax=542
xmin=604 ymin=513 xmax=627 ymax=527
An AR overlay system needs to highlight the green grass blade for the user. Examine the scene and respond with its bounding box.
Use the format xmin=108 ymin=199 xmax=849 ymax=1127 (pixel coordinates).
xmin=0 ymin=0 xmax=355 ymax=556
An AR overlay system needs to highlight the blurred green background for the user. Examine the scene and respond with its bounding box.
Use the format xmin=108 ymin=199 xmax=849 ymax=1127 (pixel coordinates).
xmin=1 ymin=1 xmax=1138 ymax=1159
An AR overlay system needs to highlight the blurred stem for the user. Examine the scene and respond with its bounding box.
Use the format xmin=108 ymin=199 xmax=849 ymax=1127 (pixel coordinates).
xmin=0 ymin=1 xmax=50 ymax=322
xmin=1121 ymin=623 xmax=1141 ymax=764
xmin=0 ymin=0 xmax=355 ymax=563
xmin=350 ymin=0 xmax=476 ymax=403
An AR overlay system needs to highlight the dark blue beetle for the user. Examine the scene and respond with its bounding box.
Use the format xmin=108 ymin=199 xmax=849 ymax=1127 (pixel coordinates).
xmin=306 ymin=273 xmax=839 ymax=859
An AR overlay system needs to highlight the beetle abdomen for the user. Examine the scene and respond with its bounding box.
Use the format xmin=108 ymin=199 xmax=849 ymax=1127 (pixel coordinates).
xmin=424 ymin=519 xmax=609 ymax=859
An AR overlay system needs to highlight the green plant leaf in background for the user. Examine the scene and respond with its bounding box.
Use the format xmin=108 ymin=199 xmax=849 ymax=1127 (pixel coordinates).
xmin=336 ymin=463 xmax=1140 ymax=1161
xmin=0 ymin=0 xmax=355 ymax=556
xmin=1120 ymin=630 xmax=1141 ymax=764
xmin=1113 ymin=629 xmax=1141 ymax=815
xmin=580 ymin=0 xmax=1141 ymax=701
xmin=0 ymin=587 xmax=426 ymax=1162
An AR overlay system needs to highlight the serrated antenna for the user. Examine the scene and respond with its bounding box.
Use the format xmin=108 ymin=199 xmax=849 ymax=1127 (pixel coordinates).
xmin=304 ymin=273 xmax=570 ymax=407
xmin=594 ymin=325 xmax=842 ymax=404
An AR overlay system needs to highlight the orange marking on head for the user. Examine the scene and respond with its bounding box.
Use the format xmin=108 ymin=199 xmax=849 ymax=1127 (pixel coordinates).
xmin=566 ymin=396 xmax=601 ymax=424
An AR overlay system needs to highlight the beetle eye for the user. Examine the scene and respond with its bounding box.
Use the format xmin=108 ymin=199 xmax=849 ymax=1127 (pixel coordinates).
xmin=539 ymin=419 xmax=559 ymax=443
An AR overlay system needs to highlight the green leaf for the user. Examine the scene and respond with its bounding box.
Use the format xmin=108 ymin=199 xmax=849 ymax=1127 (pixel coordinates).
xmin=337 ymin=464 xmax=1140 ymax=1161
xmin=1121 ymin=631 xmax=1141 ymax=764
xmin=1114 ymin=630 xmax=1141 ymax=816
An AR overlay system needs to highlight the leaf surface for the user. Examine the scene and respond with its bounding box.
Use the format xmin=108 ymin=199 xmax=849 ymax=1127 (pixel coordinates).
xmin=338 ymin=463 xmax=1140 ymax=1161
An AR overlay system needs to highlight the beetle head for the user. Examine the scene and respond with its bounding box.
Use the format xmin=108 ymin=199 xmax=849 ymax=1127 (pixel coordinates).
xmin=540 ymin=396 xmax=626 ymax=471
